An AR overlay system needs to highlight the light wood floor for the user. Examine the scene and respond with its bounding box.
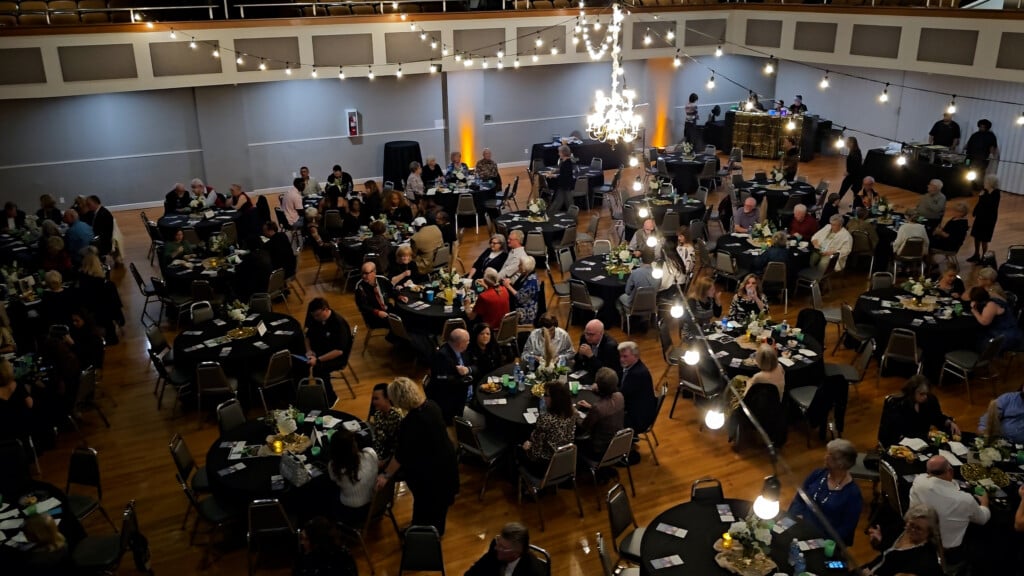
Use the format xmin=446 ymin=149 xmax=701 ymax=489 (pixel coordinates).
xmin=41 ymin=153 xmax=1024 ymax=575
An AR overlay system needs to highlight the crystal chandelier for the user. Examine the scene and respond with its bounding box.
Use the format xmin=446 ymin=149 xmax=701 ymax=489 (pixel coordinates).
xmin=586 ymin=3 xmax=641 ymax=145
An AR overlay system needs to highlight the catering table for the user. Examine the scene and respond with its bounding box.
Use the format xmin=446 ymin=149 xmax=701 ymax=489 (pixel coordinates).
xmin=853 ymin=288 xmax=979 ymax=380
xmin=569 ymin=255 xmax=628 ymax=325
xmin=205 ymin=409 xmax=371 ymax=515
xmin=736 ymin=180 xmax=817 ymax=221
xmin=172 ymin=312 xmax=306 ymax=380
xmin=863 ymin=148 xmax=971 ymax=198
xmin=622 ymin=195 xmax=706 ymax=237
xmin=714 ymin=233 xmax=811 ymax=279
xmin=639 ymin=498 xmax=828 ymax=576
xmin=659 ymin=152 xmax=720 ymax=195
xmin=530 ymin=139 xmax=628 ymax=169
xmin=705 ymin=328 xmax=825 ymax=392
xmin=494 ymin=211 xmax=575 ymax=248
xmin=158 ymin=209 xmax=242 ymax=241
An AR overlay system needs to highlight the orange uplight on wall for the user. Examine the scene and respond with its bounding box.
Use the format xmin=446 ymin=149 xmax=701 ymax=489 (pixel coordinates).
xmin=648 ymin=58 xmax=673 ymax=147
xmin=459 ymin=118 xmax=475 ymax=167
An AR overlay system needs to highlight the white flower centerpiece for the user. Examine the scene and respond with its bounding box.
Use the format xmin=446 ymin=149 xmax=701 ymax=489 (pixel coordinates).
xmin=189 ymin=198 xmax=206 ymax=215
xmin=769 ymin=168 xmax=785 ymax=184
xmin=876 ymin=196 xmax=891 ymax=214
xmin=226 ymin=300 xmax=257 ymax=339
xmin=900 ymin=276 xmax=934 ymax=304
xmin=715 ymin=512 xmax=777 ymax=574
xmin=751 ymin=221 xmax=774 ymax=240
xmin=208 ymin=233 xmax=229 ymax=255
xmin=681 ymin=141 xmax=695 ymax=160
xmin=527 ymin=198 xmax=548 ymax=221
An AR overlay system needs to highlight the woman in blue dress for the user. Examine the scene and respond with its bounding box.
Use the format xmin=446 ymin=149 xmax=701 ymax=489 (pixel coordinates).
xmin=969 ymin=286 xmax=1022 ymax=352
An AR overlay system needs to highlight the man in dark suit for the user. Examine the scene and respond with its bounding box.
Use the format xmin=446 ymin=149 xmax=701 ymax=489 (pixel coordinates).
xmin=353 ymin=261 xmax=404 ymax=330
xmin=1 ymin=203 xmax=26 ymax=232
xmin=465 ymin=522 xmax=546 ymax=576
xmin=574 ymin=319 xmax=620 ymax=378
xmin=547 ymin=144 xmax=575 ymax=215
xmin=262 ymin=221 xmax=296 ymax=278
xmin=84 ymin=195 xmax=114 ymax=257
xmin=618 ymin=341 xmax=657 ymax=461
xmin=429 ymin=328 xmax=474 ymax=425
xmin=164 ymin=183 xmax=191 ymax=215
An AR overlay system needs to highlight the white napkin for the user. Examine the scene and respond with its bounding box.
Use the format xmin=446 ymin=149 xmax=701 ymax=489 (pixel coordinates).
xmin=798 ymin=349 xmax=817 ymax=357
xmin=778 ymin=357 xmax=795 ymax=367
xmin=523 ymin=412 xmax=537 ymax=424
xmin=938 ymin=449 xmax=963 ymax=467
xmin=948 ymin=441 xmax=969 ymax=457
xmin=900 ymin=437 xmax=928 ymax=451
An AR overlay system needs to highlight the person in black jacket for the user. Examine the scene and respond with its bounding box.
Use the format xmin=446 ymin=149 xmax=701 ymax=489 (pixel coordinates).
xmin=164 ymin=183 xmax=191 ymax=215
xmin=618 ymin=341 xmax=657 ymax=450
xmin=36 ymin=195 xmax=63 ymax=225
xmin=837 ymin=136 xmax=863 ymax=202
xmin=547 ymin=144 xmax=575 ymax=215
xmin=466 ymin=322 xmax=501 ymax=385
xmin=1 ymin=202 xmax=26 ymax=232
xmin=877 ymin=375 xmax=960 ymax=448
xmin=262 ymin=221 xmax=296 ymax=278
xmin=574 ymin=319 xmax=621 ymax=378
xmin=353 ymin=262 xmax=406 ymax=330
xmin=468 ymin=235 xmax=509 ymax=281
xmin=428 ymin=328 xmax=474 ymax=424
xmin=303 ymin=298 xmax=353 ymax=406
xmin=465 ymin=522 xmax=547 ymax=576
xmin=83 ymin=196 xmax=114 ymax=257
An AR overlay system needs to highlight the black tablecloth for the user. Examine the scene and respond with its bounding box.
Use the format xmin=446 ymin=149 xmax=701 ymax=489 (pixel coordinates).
xmin=395 ymin=286 xmax=467 ymax=335
xmin=659 ymin=152 xmax=720 ymax=195
xmin=205 ymin=410 xmax=370 ymax=514
xmin=570 ymin=255 xmax=628 ymax=324
xmin=163 ymin=255 xmax=237 ymax=294
xmin=0 ymin=234 xmax=33 ymax=268
xmin=158 ymin=210 xmax=242 ymax=242
xmin=736 ymin=180 xmax=817 ymax=220
xmin=172 ymin=312 xmax=306 ymax=378
xmin=705 ymin=329 xmax=825 ymax=392
xmin=638 ymin=498 xmax=828 ymax=576
xmin=0 ymin=480 xmax=87 ymax=571
xmin=853 ymin=288 xmax=979 ymax=379
xmin=530 ymin=139 xmax=627 ymax=169
xmin=495 ymin=211 xmax=574 ymax=247
xmin=419 ymin=182 xmax=495 ymax=216
xmin=382 ymin=140 xmax=422 ymax=192
xmin=863 ymin=148 xmax=971 ymax=198
xmin=623 ymin=195 xmax=706 ymax=236
xmin=715 ymin=234 xmax=811 ymax=278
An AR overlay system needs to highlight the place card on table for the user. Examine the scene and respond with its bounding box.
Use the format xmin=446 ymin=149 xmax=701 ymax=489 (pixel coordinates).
xmin=218 ymin=462 xmax=247 ymax=476
xmin=271 ymin=474 xmax=285 ymax=491
xmin=948 ymin=441 xmax=970 ymax=457
xmin=270 ymin=318 xmax=289 ymax=326
xmin=911 ymin=319 xmax=923 ymax=326
xmin=861 ymin=296 xmax=880 ymax=302
xmin=0 ymin=518 xmax=24 ymax=530
xmin=444 ymin=305 xmax=454 ymax=313
xmin=253 ymin=341 xmax=269 ymax=350
xmin=717 ymin=504 xmax=735 ymax=522
xmin=899 ymin=437 xmax=928 ymax=451
xmin=881 ymin=300 xmax=895 ymax=308
xmin=650 ymin=555 xmax=684 ymax=569
xmin=797 ymin=539 xmax=825 ymax=551
xmin=201 ymin=270 xmax=218 ymax=276
xmin=772 ymin=516 xmax=797 ymax=534
xmin=729 ymin=358 xmax=742 ymax=368
xmin=874 ymin=310 xmax=892 ymax=315
xmin=213 ymin=319 xmax=227 ymax=326
xmin=938 ymin=449 xmax=963 ymax=467
xmin=482 ymin=398 xmax=507 ymax=406
xmin=246 ymin=314 xmax=259 ymax=321
xmin=182 ymin=330 xmax=203 ymax=336
xmin=924 ymin=317 xmax=936 ymax=324
xmin=575 ymin=268 xmax=592 ymax=272
xmin=219 ymin=347 xmax=232 ymax=357
xmin=523 ymin=412 xmax=537 ymax=424
xmin=591 ymin=275 xmax=606 ymax=281
xmin=714 ymin=351 xmax=729 ymax=359
xmin=343 ymin=420 xmax=362 ymax=433
xmin=184 ymin=344 xmax=205 ymax=353
xmin=34 ymin=498 xmax=60 ymax=514
xmin=778 ymin=357 xmax=795 ymax=368
xmin=321 ymin=415 xmax=342 ymax=429
xmin=273 ymin=330 xmax=294 ymax=336
xmin=655 ymin=523 xmax=688 ymax=539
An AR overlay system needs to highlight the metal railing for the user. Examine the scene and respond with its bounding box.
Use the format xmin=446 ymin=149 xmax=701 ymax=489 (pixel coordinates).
xmin=7 ymin=5 xmax=222 ymax=24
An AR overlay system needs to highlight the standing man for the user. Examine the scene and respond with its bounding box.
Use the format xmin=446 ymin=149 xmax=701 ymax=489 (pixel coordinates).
xmin=574 ymin=319 xmax=621 ymax=378
xmin=548 ymin=145 xmax=575 ymax=215
xmin=929 ymin=113 xmax=961 ymax=150
xmin=429 ymin=328 xmax=474 ymax=424
xmin=963 ymin=119 xmax=998 ymax=178
xmin=299 ymin=166 xmax=320 ymax=197
xmin=465 ymin=522 xmax=546 ymax=576
xmin=619 ymin=341 xmax=656 ymax=462
xmin=909 ymin=455 xmax=990 ymax=574
xmin=84 ymin=196 xmax=114 ymax=258
xmin=304 ymin=297 xmax=353 ymax=406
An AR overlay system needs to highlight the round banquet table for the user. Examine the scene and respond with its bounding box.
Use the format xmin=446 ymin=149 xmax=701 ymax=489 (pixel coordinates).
xmin=736 ymin=180 xmax=816 ymax=220
xmin=474 ymin=363 xmax=599 ymax=441
xmin=204 ymin=410 xmax=372 ymax=515
xmin=158 ymin=209 xmax=242 ymax=241
xmin=714 ymin=233 xmax=811 ymax=280
xmin=660 ymin=152 xmax=720 ymax=195
xmin=540 ymin=166 xmax=605 ymax=196
xmin=704 ymin=327 xmax=825 ymax=392
xmin=495 ymin=211 xmax=575 ymax=246
xmin=419 ymin=182 xmax=495 ymax=216
xmin=852 ymin=287 xmax=979 ymax=380
xmin=172 ymin=312 xmax=306 ymax=379
xmin=163 ymin=254 xmax=237 ymax=294
xmin=622 ymin=195 xmax=706 ymax=237
xmin=395 ymin=286 xmax=468 ymax=335
xmin=336 ymin=233 xmax=408 ymax=267
xmin=638 ymin=498 xmax=828 ymax=576
xmin=0 ymin=480 xmax=87 ymax=570
xmin=569 ymin=255 xmax=628 ymax=325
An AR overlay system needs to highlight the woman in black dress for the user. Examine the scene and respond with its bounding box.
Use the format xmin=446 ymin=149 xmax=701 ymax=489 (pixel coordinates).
xmin=466 ymin=322 xmax=501 ymax=385
xmin=837 ymin=137 xmax=863 ymax=202
xmin=968 ymin=174 xmax=1001 ymax=263
xmin=376 ymin=377 xmax=459 ymax=535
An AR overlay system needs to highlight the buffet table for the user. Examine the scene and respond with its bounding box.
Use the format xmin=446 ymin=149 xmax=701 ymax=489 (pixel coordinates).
xmin=863 ymin=148 xmax=972 ymax=198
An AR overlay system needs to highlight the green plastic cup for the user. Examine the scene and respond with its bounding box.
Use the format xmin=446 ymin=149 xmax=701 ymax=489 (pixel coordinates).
xmin=311 ymin=446 xmax=321 ymax=457
xmin=296 ymin=413 xmax=305 ymax=424
xmin=315 ymin=417 xmax=324 ymax=427
xmin=502 ymin=374 xmax=511 ymax=387
xmin=823 ymin=539 xmax=836 ymax=558
xmin=327 ymin=429 xmax=336 ymax=441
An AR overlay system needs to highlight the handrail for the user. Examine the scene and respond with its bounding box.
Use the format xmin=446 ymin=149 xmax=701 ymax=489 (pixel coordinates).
xmin=10 ymin=5 xmax=222 ymax=23
xmin=235 ymin=0 xmax=451 ymax=17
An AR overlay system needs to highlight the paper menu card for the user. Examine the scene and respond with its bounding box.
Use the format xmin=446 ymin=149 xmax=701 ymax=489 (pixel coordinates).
xmin=899 ymin=437 xmax=928 ymax=451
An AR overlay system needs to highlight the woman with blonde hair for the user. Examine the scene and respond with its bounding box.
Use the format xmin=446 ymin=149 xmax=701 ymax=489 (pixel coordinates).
xmin=390 ymin=245 xmax=426 ymax=286
xmin=745 ymin=344 xmax=785 ymax=401
xmin=77 ymin=251 xmax=125 ymax=344
xmin=686 ymin=275 xmax=722 ymax=322
xmin=24 ymin=513 xmax=72 ymax=572
xmin=729 ymin=273 xmax=769 ymax=319
xmin=375 ymin=377 xmax=459 ymax=535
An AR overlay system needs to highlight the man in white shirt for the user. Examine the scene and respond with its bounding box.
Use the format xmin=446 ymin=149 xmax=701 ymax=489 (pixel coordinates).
xmin=893 ymin=208 xmax=930 ymax=255
xmin=281 ymin=177 xmax=305 ymax=228
xmin=299 ymin=166 xmax=321 ymax=197
xmin=909 ymin=455 xmax=990 ymax=572
xmin=810 ymin=214 xmax=853 ymax=271
xmin=191 ymin=178 xmax=217 ymax=208
xmin=498 ymin=229 xmax=526 ymax=283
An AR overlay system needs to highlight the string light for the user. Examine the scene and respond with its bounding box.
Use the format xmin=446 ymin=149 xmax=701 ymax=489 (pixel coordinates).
xmin=409 ymin=22 xmax=416 ymax=31
xmin=835 ymin=131 xmax=846 ymax=149
xmin=497 ymin=59 xmax=504 ymax=70
xmin=236 ymin=55 xmax=245 ymax=65
xmin=532 ymin=54 xmax=539 ymax=62
xmin=442 ymin=45 xmax=449 ymax=56
xmin=704 ymin=407 xmax=724 ymax=429
xmin=670 ymin=303 xmax=684 ymax=319
xmin=819 ymin=72 xmax=830 ymax=89
xmin=481 ymin=59 xmax=488 ymax=69
xmin=169 ymin=29 xmax=176 ymax=39
xmin=593 ymin=19 xmax=601 ymax=31
xmin=400 ymin=12 xmax=407 ymax=20
xmin=464 ymin=55 xmax=473 ymax=67
xmin=392 ymin=1 xmax=397 ymax=8
xmin=651 ymin=262 xmax=664 ymax=280
xmin=947 ymin=97 xmax=957 ymax=114
xmin=879 ymin=84 xmax=890 ymax=103
xmin=429 ymin=63 xmax=438 ymax=74
xmin=966 ymin=170 xmax=977 ymax=181
xmin=763 ymin=57 xmax=775 ymax=75
xmin=673 ymin=54 xmax=681 ymax=68
xmin=535 ymin=35 xmax=543 ymax=48
xmin=212 ymin=48 xmax=220 ymax=58
xmin=753 ymin=476 xmax=781 ymax=520
xmin=310 ymin=67 xmax=317 ymax=78
xmin=629 ymin=155 xmax=639 ymax=167
xmin=573 ymin=36 xmax=580 ymax=46
xmin=419 ymin=31 xmax=427 ymax=41
xmin=258 ymin=59 xmax=266 ymax=71
xmin=338 ymin=66 xmax=345 ymax=80
xmin=645 ymin=235 xmax=658 ymax=248
xmin=145 ymin=21 xmax=153 ymax=28
xmin=786 ymin=120 xmax=796 ymax=131
xmin=396 ymin=63 xmax=403 ymax=77
xmin=633 ymin=177 xmax=642 ymax=192
xmin=430 ymin=40 xmax=438 ymax=50
xmin=666 ymin=29 xmax=675 ymax=41
xmin=706 ymin=74 xmax=715 ymax=90
xmin=714 ymin=45 xmax=723 ymax=57
xmin=189 ymin=38 xmax=196 ymax=49
xmin=550 ymin=46 xmax=558 ymax=55
xmin=497 ymin=47 xmax=504 ymax=59
xmin=367 ymin=66 xmax=374 ymax=80
xmin=513 ymin=57 xmax=520 ymax=69
xmin=284 ymin=62 xmax=292 ymax=75
xmin=1018 ymin=112 xmax=1024 ymax=126
xmin=643 ymin=29 xmax=652 ymax=46
xmin=454 ymin=53 xmax=462 ymax=62
xmin=637 ymin=206 xmax=650 ymax=219
xmin=896 ymin=154 xmax=907 ymax=166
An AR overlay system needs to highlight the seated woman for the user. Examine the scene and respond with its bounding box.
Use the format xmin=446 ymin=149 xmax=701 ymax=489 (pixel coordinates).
xmin=328 ymin=429 xmax=379 ymax=526
xmin=162 ymin=228 xmax=195 ymax=262
xmin=40 ymin=236 xmax=71 ymax=275
xmin=521 ymin=313 xmax=575 ymax=367
xmin=878 ymin=375 xmax=960 ymax=447
xmin=422 ymin=155 xmax=445 ymax=186
xmin=675 ymin=228 xmax=696 ymax=276
xmin=788 ymin=439 xmax=864 ymax=546
xmin=933 ymin=264 xmax=965 ymax=299
xmin=518 ymin=381 xmax=576 ymax=476
xmin=468 ymin=235 xmax=508 ymax=281
xmin=362 ymin=181 xmax=383 ymax=222
xmin=361 ymin=220 xmax=391 ymax=276
xmin=390 ymin=245 xmax=427 ymax=288
xmin=686 ymin=275 xmax=723 ymax=323
xmin=37 ymin=194 xmax=63 ymax=224
xmin=753 ymin=230 xmax=789 ymax=275
xmin=347 ymin=197 xmax=364 ymax=230
xmin=929 ymin=202 xmax=969 ymax=253
xmin=466 ymin=322 xmax=501 ymax=385
xmin=503 ymin=255 xmax=539 ymax=326
xmin=23 ymin=513 xmax=72 ymax=574
xmin=41 ymin=270 xmax=75 ymax=329
xmin=405 ymin=161 xmax=425 ymax=204
xmin=745 ymin=345 xmax=785 ymax=402
xmin=576 ymin=367 xmax=624 ymax=461
xmin=969 ymin=286 xmax=1022 ymax=352
xmin=304 ymin=208 xmax=339 ymax=263
xmin=728 ymin=274 xmax=770 ymax=319
xmin=384 ymin=191 xmax=413 ymax=224
xmin=862 ymin=505 xmax=943 ymax=576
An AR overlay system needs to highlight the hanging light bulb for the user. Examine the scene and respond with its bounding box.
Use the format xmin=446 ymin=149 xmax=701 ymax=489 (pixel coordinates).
xmin=652 ymin=263 xmax=664 ymax=279
xmin=645 ymin=235 xmax=658 ymax=248
xmin=947 ymin=97 xmax=956 ymax=115
xmin=532 ymin=54 xmax=539 ymax=62
xmin=429 ymin=63 xmax=438 ymax=74
xmin=550 ymin=46 xmax=558 ymax=55
xmin=670 ymin=303 xmax=684 ymax=319
xmin=392 ymin=1 xmax=397 ymax=8
xmin=257 ymin=59 xmax=266 ymax=71
xmin=310 ymin=67 xmax=318 ymax=78
xmin=212 ymin=48 xmax=220 ymax=58
xmin=629 ymin=155 xmax=639 ymax=167
xmin=513 ymin=57 xmax=520 ymax=69
xmin=753 ymin=476 xmax=782 ymax=520
xmin=396 ymin=64 xmax=403 ymax=78
xmin=464 ymin=55 xmax=473 ymax=67
xmin=409 ymin=22 xmax=415 ymax=31
xmin=481 ymin=59 xmax=488 ymax=68
xmin=704 ymin=407 xmax=725 ymax=430
xmin=683 ymin=349 xmax=700 ymax=366
xmin=497 ymin=59 xmax=504 ymax=70
xmin=714 ymin=45 xmax=723 ymax=57
xmin=637 ymin=206 xmax=650 ymax=219
xmin=593 ymin=19 xmax=601 ymax=31
xmin=632 ymin=177 xmax=642 ymax=192
xmin=169 ymin=29 xmax=176 ymax=39
xmin=706 ymin=74 xmax=715 ymax=90
xmin=786 ymin=120 xmax=796 ymax=131
xmin=420 ymin=31 xmax=427 ymax=41
xmin=454 ymin=53 xmax=462 ymax=62
xmin=744 ymin=97 xmax=755 ymax=111
xmin=666 ymin=29 xmax=675 ymax=41
xmin=430 ymin=39 xmax=438 ymax=50
xmin=879 ymin=84 xmax=890 ymax=103
xmin=1017 ymin=112 xmax=1024 ymax=126
xmin=497 ymin=47 xmax=504 ymax=59
xmin=189 ymin=38 xmax=197 ymax=49
xmin=819 ymin=72 xmax=830 ymax=89
xmin=145 ymin=20 xmax=153 ymax=28
xmin=236 ymin=54 xmax=245 ymax=65
xmin=896 ymin=154 xmax=907 ymax=166
xmin=835 ymin=133 xmax=846 ymax=149
xmin=763 ymin=58 xmax=775 ymax=75
xmin=284 ymin=63 xmax=292 ymax=75
xmin=367 ymin=67 xmax=374 ymax=80
xmin=442 ymin=45 xmax=449 ymax=56
xmin=338 ymin=66 xmax=345 ymax=79
xmin=400 ymin=12 xmax=407 ymax=20
xmin=573 ymin=36 xmax=580 ymax=46
xmin=966 ymin=170 xmax=977 ymax=181
xmin=535 ymin=35 xmax=543 ymax=48
xmin=673 ymin=51 xmax=681 ymax=68
xmin=643 ymin=29 xmax=652 ymax=46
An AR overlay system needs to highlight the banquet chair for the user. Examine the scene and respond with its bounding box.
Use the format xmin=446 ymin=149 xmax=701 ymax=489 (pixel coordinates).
xmin=847 ymin=230 xmax=875 ymax=278
xmin=216 ymin=398 xmax=246 ymax=436
xmin=180 ymin=479 xmax=241 ymax=550
xmin=197 ymin=362 xmax=238 ymax=427
xmin=796 ymin=176 xmax=809 ymax=183
xmin=892 ymin=237 xmax=926 ymax=278
xmin=711 ymin=252 xmax=745 ymax=291
xmin=788 ymin=385 xmax=833 ymax=448
xmin=71 ymin=367 xmax=110 ymax=429
xmin=455 ymin=194 xmax=478 ymax=234
xmin=870 ymin=272 xmax=894 ymax=291
xmin=248 ymin=293 xmax=272 ymax=313
xmin=567 ymin=279 xmax=604 ymax=328
xmin=697 ymin=160 xmax=719 ymax=191
xmin=312 ymin=243 xmax=339 ymax=284
xmin=593 ymin=168 xmax=621 ymax=211
xmin=152 ymin=277 xmax=193 ymax=327
xmin=585 ymin=428 xmax=636 ymax=511
xmin=525 ymin=231 xmax=549 ymax=270
xmin=323 ymin=210 xmax=344 ymax=239
xmin=145 ymin=322 xmax=174 ymax=367
xmin=495 ymin=311 xmax=520 ymax=360
xmin=144 ymin=217 xmax=164 ymax=266
xmin=0 ymin=439 xmax=31 ymax=497
xmin=661 ymin=212 xmax=681 ymax=237
xmin=568 ymin=205 xmax=580 ymax=220
xmin=762 ymin=261 xmax=788 ymax=314
xmin=1007 ymin=245 xmax=1024 ymax=264
xmin=151 ymin=351 xmax=191 ymax=412
xmin=825 ymin=338 xmax=875 ymax=392
xmin=794 ymin=254 xmax=839 ymax=297
xmin=656 ymin=318 xmax=683 ymax=389
xmin=617 ymin=286 xmax=657 ymax=334
xmin=833 ymin=303 xmax=876 ymax=355
xmin=192 ymin=279 xmax=225 ymax=309
xmin=554 ymin=226 xmax=578 ymax=254
xmin=130 ymin=263 xmax=159 ymax=325
xmin=877 ymin=328 xmax=922 ymax=385
xmin=590 ymin=157 xmax=604 ymax=172
xmin=190 ymin=301 xmax=214 ymax=325
xmin=592 ymin=239 xmax=612 ymax=256
xmin=517 ymin=444 xmax=584 ymax=532
xmin=810 ymin=282 xmax=842 ymax=341
xmin=399 ymin=525 xmax=446 ymax=575
xmin=635 ymin=385 xmax=667 ymax=466
xmin=169 ymin=433 xmax=210 ymax=529
xmin=247 ymin=499 xmax=297 ymax=575
xmin=440 ymin=318 xmax=467 ymax=346
xmin=70 ymin=500 xmax=137 ymax=574
xmin=267 ymin=268 xmax=290 ymax=311
xmin=431 ymin=244 xmax=452 ymax=273
xmin=691 ymin=477 xmax=725 ymax=503
xmin=693 ymin=186 xmax=709 ymax=206
xmin=66 ymin=446 xmax=118 ymax=532
xmin=454 ymin=416 xmax=512 ymax=500
xmin=576 ymin=214 xmax=600 ymax=253
xmin=295 ymin=379 xmax=329 ymax=413
xmin=775 ymin=194 xmax=806 ymax=226
xmin=548 ymin=249 xmax=573 ymax=311
xmin=621 ymin=202 xmax=638 ymax=234
xmin=606 ymin=483 xmax=645 ymax=565
xmin=251 ymin=349 xmax=293 ymax=413
xmin=337 ymin=475 xmax=401 ymax=575
xmin=878 ymin=459 xmax=905 ymax=518
xmin=219 ymin=221 xmax=238 ymax=247
xmin=939 ymin=335 xmax=1003 ymax=404
xmin=182 ymin=227 xmax=202 ymax=246
xmin=597 ymin=532 xmax=640 ymax=576
xmin=572 ymin=176 xmax=592 ymax=212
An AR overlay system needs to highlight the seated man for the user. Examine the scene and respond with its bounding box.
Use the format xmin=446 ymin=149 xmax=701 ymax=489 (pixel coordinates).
xmin=618 ymin=341 xmax=657 ymax=440
xmin=164 ymin=183 xmax=191 ymax=215
xmin=303 ymin=298 xmax=353 ymax=406
xmin=369 ymin=383 xmax=402 ymax=467
xmin=474 ymin=148 xmax=501 ymax=188
xmin=1 ymin=202 xmax=26 ymax=232
xmin=465 ymin=268 xmax=510 ymax=331
xmin=916 ymin=179 xmax=947 ymax=223
xmin=465 ymin=522 xmax=546 ymax=576
xmin=353 ymin=262 xmax=405 ymax=329
xmin=787 ymin=204 xmax=817 ymax=239
xmin=810 ymin=214 xmax=853 ymax=271
xmin=428 ymin=328 xmax=474 ymax=425
xmin=617 ymin=253 xmax=657 ymax=310
xmin=299 ymin=166 xmax=320 ymax=197
xmin=191 ymin=178 xmax=217 ymax=208
xmin=574 ymin=319 xmax=621 ymax=378
xmin=909 ymin=455 xmax=990 ymax=573
xmin=845 ymin=207 xmax=879 ymax=251
xmin=628 ymin=218 xmax=662 ymax=261
xmin=521 ymin=313 xmax=575 ymax=367
xmin=979 ymin=381 xmax=1024 ymax=444
xmin=893 ymin=209 xmax=930 ymax=255
xmin=263 ymin=222 xmax=297 ymax=278
xmin=62 ymin=209 xmax=93 ymax=266
xmin=732 ymin=197 xmax=760 ymax=234
xmin=497 ymin=230 xmax=526 ymax=283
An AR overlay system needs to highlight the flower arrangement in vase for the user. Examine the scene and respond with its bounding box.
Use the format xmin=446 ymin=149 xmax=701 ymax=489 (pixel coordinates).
xmin=725 ymin=512 xmax=773 ymax=559
xmin=751 ymin=222 xmax=774 ymax=240
xmin=681 ymin=142 xmax=695 ymax=159
xmin=769 ymin=168 xmax=785 ymax=184
xmin=227 ymin=300 xmax=249 ymax=324
xmin=900 ymin=276 xmax=933 ymax=303
xmin=208 ymin=233 xmax=229 ymax=255
xmin=189 ymin=198 xmax=206 ymax=213
xmin=528 ymin=198 xmax=547 ymax=216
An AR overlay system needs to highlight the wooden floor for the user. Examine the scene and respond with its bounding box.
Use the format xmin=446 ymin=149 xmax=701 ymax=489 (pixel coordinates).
xmin=42 ymin=154 xmax=1024 ymax=575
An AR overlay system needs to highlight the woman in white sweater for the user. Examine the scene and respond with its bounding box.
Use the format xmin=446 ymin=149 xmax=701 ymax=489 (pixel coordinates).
xmin=328 ymin=429 xmax=379 ymax=526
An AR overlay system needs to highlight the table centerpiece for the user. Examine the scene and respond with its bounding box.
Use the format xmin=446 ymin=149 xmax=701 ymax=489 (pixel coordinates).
xmin=899 ymin=277 xmax=937 ymax=310
xmin=189 ymin=198 xmax=206 ymax=217
xmin=527 ymin=198 xmax=549 ymax=222
xmin=208 ymin=232 xmax=230 ymax=256
xmin=605 ymin=244 xmax=635 ymax=277
xmin=226 ymin=301 xmax=256 ymax=339
xmin=435 ymin=269 xmax=463 ymax=303
xmin=713 ymin=512 xmax=777 ymax=576
xmin=264 ymin=406 xmax=312 ymax=454
xmin=680 ymin=141 xmax=695 ymax=161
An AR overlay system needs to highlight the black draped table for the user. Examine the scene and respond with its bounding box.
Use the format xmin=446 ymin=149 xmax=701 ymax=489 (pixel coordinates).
xmin=704 ymin=327 xmax=825 ymax=392
xmin=736 ymin=180 xmax=817 ymax=221
xmin=420 ymin=181 xmax=496 ymax=216
xmin=495 ymin=211 xmax=575 ymax=247
xmin=205 ymin=410 xmax=371 ymax=515
xmin=163 ymin=253 xmax=238 ymax=294
xmin=623 ymin=195 xmax=706 ymax=236
xmin=659 ymin=152 xmax=720 ymax=195
xmin=172 ymin=312 xmax=306 ymax=379
xmin=853 ymin=287 xmax=979 ymax=380
xmin=530 ymin=139 xmax=627 ymax=169
xmin=158 ymin=209 xmax=242 ymax=241
xmin=539 ymin=166 xmax=606 ymax=195
xmin=382 ymin=140 xmax=422 ymax=192
xmin=863 ymin=148 xmax=972 ymax=198
xmin=336 ymin=223 xmax=413 ymax=267
xmin=715 ymin=234 xmax=811 ymax=279
xmin=570 ymin=255 xmax=628 ymax=324
xmin=396 ymin=285 xmax=468 ymax=335
xmin=0 ymin=480 xmax=87 ymax=571
xmin=639 ymin=498 xmax=828 ymax=576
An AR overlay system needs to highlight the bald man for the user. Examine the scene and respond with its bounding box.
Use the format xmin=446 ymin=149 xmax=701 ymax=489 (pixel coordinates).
xmin=910 ymin=455 xmax=989 ymax=571
xmin=429 ymin=327 xmax=475 ymax=424
xmin=733 ymin=197 xmax=760 ymax=233
xmin=574 ymin=320 xmax=621 ymax=378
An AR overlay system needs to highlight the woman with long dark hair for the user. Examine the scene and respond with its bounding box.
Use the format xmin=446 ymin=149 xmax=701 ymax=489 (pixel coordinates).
xmin=837 ymin=136 xmax=863 ymax=202
xmin=328 ymin=429 xmax=378 ymax=526
xmin=518 ymin=382 xmax=576 ymax=476
xmin=466 ymin=322 xmax=501 ymax=384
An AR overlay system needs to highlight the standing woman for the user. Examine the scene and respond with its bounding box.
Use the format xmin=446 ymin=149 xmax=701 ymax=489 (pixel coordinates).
xmin=968 ymin=174 xmax=1000 ymax=263
xmin=837 ymin=137 xmax=862 ymax=203
xmin=376 ymin=377 xmax=459 ymax=535
xmin=548 ymin=145 xmax=575 ymax=215
xmin=683 ymin=93 xmax=700 ymax=146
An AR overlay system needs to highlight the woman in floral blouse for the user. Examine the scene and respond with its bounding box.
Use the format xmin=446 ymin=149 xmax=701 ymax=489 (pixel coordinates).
xmin=503 ymin=255 xmax=539 ymax=326
xmin=728 ymin=274 xmax=770 ymax=319
xmin=518 ymin=381 xmax=576 ymax=476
